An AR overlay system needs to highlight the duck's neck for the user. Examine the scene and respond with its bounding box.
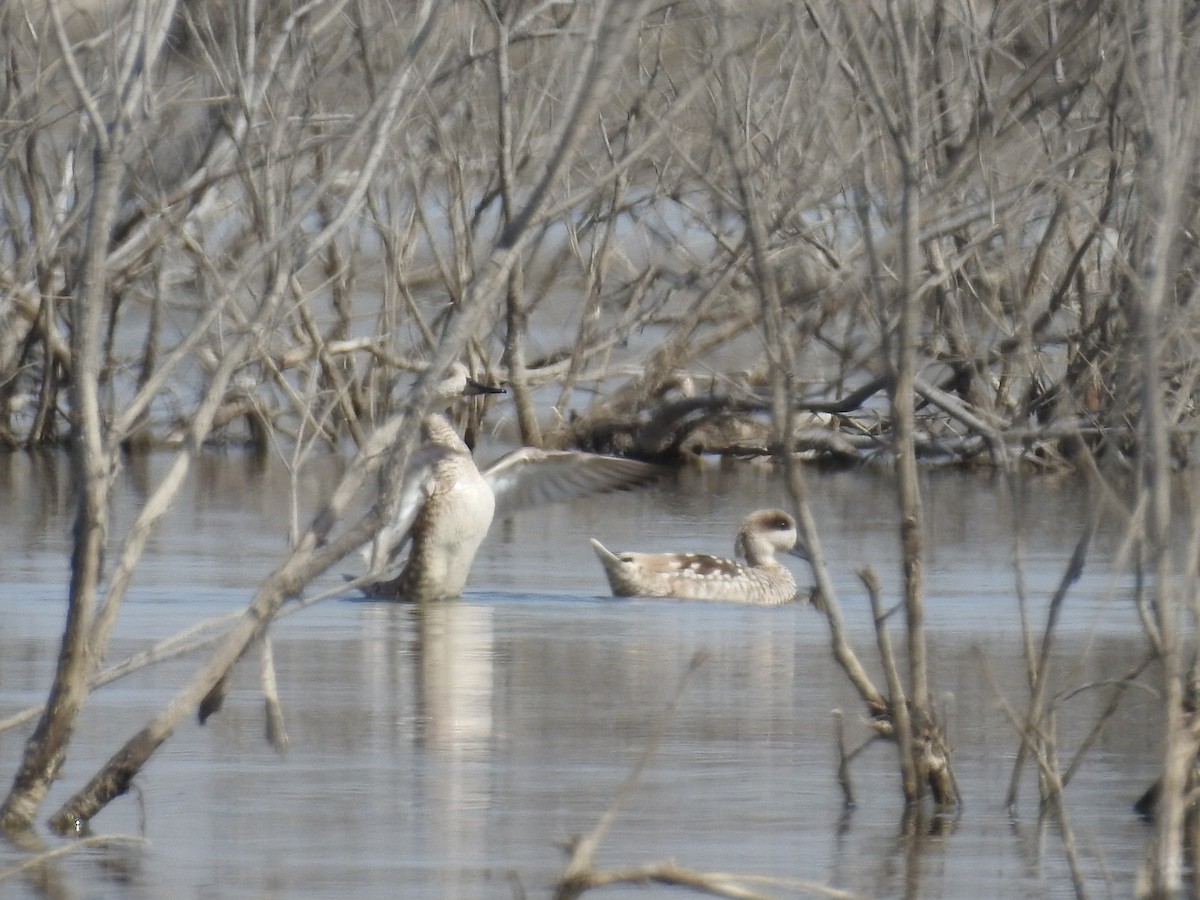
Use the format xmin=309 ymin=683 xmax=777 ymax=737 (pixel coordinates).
xmin=422 ymin=413 xmax=468 ymax=451
xmin=737 ymin=533 xmax=777 ymax=567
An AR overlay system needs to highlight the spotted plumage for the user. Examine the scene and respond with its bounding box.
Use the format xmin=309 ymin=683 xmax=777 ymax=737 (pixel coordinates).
xmin=590 ymin=509 xmax=804 ymax=606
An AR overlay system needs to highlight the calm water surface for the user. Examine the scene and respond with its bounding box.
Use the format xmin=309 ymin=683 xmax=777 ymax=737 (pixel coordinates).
xmin=0 ymin=453 xmax=1161 ymax=898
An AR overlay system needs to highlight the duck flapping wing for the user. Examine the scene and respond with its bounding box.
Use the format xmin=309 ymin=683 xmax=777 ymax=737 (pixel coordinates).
xmin=362 ymin=442 xmax=452 ymax=572
xmin=483 ymin=448 xmax=661 ymax=517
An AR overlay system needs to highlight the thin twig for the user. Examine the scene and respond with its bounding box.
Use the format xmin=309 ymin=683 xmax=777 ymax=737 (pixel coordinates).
xmin=554 ymin=650 xmax=708 ymax=900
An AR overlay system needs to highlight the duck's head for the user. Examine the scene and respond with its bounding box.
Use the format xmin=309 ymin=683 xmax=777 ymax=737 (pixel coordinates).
xmin=734 ymin=509 xmax=804 ymax=566
xmin=433 ymin=362 xmax=506 ymax=405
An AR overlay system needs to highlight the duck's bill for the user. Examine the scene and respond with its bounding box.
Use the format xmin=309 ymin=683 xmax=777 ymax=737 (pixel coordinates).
xmin=464 ymin=377 xmax=506 ymax=396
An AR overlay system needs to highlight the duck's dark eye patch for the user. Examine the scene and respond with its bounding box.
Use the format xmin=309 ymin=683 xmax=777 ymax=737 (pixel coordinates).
xmin=774 ymin=517 xmax=791 ymax=530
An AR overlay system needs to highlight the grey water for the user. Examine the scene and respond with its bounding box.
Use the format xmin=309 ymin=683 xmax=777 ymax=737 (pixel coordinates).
xmin=0 ymin=452 xmax=1161 ymax=898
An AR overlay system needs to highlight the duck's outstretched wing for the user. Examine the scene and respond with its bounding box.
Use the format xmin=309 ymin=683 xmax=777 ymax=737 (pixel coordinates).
xmin=483 ymin=449 xmax=661 ymax=516
xmin=360 ymin=449 xmax=443 ymax=573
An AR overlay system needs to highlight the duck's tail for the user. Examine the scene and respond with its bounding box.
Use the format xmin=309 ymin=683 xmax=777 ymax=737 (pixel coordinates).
xmin=589 ymin=538 xmax=629 ymax=595
xmin=589 ymin=537 xmax=623 ymax=565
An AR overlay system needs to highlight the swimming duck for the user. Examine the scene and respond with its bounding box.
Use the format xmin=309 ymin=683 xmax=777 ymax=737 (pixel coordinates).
xmin=361 ymin=363 xmax=661 ymax=602
xmin=590 ymin=509 xmax=803 ymax=605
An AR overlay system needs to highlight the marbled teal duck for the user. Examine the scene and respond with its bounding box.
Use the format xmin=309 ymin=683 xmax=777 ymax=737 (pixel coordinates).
xmin=362 ymin=364 xmax=660 ymax=602
xmin=590 ymin=509 xmax=803 ymax=605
